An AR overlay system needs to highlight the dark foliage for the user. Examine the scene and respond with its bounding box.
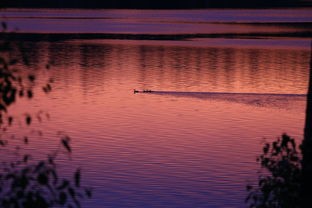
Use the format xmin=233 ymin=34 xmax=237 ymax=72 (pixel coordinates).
xmin=246 ymin=134 xmax=301 ymax=208
xmin=0 ymin=22 xmax=91 ymax=207
xmin=0 ymin=150 xmax=92 ymax=208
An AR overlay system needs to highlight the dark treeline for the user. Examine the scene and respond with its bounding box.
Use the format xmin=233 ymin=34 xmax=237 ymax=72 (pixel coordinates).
xmin=1 ymin=0 xmax=311 ymax=9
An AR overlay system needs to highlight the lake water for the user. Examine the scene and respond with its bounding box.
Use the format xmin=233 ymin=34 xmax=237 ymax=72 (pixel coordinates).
xmin=1 ymin=8 xmax=311 ymax=207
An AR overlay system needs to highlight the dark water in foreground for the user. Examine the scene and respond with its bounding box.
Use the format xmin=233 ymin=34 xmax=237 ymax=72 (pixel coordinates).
xmin=1 ymin=8 xmax=311 ymax=207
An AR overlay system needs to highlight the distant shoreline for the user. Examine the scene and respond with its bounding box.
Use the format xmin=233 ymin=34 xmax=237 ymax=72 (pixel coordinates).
xmin=1 ymin=0 xmax=311 ymax=9
xmin=1 ymin=6 xmax=312 ymax=10
xmin=1 ymin=32 xmax=311 ymax=42
xmin=2 ymin=7 xmax=312 ymax=9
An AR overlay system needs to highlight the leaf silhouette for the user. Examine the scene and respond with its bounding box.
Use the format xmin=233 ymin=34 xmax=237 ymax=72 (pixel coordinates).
xmin=57 ymin=180 xmax=69 ymax=190
xmin=75 ymin=169 xmax=81 ymax=188
xmin=0 ymin=140 xmax=7 ymax=146
xmin=85 ymin=188 xmax=92 ymax=198
xmin=8 ymin=116 xmax=13 ymax=126
xmin=0 ymin=104 xmax=7 ymax=112
xmin=27 ymin=90 xmax=33 ymax=98
xmin=28 ymin=74 xmax=35 ymax=82
xmin=23 ymin=154 xmax=30 ymax=163
xmin=25 ymin=115 xmax=31 ymax=125
xmin=61 ymin=137 xmax=71 ymax=153
xmin=24 ymin=136 xmax=28 ymax=144
xmin=59 ymin=192 xmax=67 ymax=205
xmin=37 ymin=173 xmax=48 ymax=185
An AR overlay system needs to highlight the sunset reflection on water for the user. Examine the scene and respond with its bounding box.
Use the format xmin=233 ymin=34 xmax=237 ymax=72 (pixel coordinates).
xmin=4 ymin=37 xmax=308 ymax=207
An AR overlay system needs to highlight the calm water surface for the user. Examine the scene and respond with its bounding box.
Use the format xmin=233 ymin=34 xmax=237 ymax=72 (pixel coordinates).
xmin=1 ymin=8 xmax=311 ymax=208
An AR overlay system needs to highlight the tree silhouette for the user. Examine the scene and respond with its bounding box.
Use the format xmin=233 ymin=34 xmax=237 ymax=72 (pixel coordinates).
xmin=246 ymin=134 xmax=301 ymax=208
xmin=246 ymin=42 xmax=312 ymax=208
xmin=300 ymin=41 xmax=312 ymax=208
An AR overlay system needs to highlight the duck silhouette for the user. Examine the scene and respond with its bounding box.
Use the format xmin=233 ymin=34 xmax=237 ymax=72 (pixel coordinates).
xmin=143 ymin=89 xmax=153 ymax=93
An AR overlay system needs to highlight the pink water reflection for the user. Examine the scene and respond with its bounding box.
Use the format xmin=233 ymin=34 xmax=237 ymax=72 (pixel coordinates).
xmin=5 ymin=38 xmax=308 ymax=207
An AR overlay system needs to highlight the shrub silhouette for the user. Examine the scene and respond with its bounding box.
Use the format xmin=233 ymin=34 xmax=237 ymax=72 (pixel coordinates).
xmin=246 ymin=134 xmax=301 ymax=208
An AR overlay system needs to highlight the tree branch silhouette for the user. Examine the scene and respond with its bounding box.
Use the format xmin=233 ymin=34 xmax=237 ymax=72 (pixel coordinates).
xmin=301 ymin=41 xmax=312 ymax=208
xmin=0 ymin=22 xmax=91 ymax=208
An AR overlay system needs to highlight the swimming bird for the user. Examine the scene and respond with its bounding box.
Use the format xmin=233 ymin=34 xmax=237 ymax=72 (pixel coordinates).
xmin=143 ymin=89 xmax=153 ymax=93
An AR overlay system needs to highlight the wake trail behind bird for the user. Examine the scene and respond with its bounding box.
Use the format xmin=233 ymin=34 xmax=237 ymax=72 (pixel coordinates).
xmin=134 ymin=90 xmax=306 ymax=110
